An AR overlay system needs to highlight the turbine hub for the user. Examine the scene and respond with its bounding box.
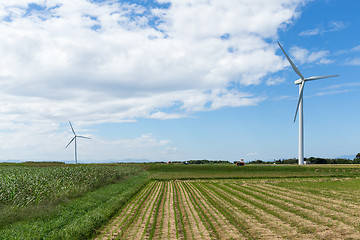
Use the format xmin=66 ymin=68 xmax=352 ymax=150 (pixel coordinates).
xmin=294 ymin=79 xmax=303 ymax=85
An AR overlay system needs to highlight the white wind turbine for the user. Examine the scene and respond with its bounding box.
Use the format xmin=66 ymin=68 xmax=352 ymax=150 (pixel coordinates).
xmin=65 ymin=121 xmax=91 ymax=164
xmin=277 ymin=42 xmax=339 ymax=165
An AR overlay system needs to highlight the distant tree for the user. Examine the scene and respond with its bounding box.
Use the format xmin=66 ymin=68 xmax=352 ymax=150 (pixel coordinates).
xmin=272 ymin=156 xmax=360 ymax=165
xmin=253 ymin=160 xmax=264 ymax=164
xmin=248 ymin=160 xmax=272 ymax=164
xmin=186 ymin=159 xmax=230 ymax=164
xmin=306 ymin=157 xmax=328 ymax=164
xmin=354 ymin=158 xmax=360 ymax=164
xmin=282 ymin=158 xmax=298 ymax=164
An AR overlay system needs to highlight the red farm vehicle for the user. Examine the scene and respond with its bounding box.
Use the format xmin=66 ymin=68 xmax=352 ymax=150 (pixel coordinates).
xmin=236 ymin=159 xmax=245 ymax=166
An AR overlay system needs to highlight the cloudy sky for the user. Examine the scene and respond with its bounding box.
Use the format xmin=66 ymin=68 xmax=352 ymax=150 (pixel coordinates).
xmin=0 ymin=0 xmax=359 ymax=163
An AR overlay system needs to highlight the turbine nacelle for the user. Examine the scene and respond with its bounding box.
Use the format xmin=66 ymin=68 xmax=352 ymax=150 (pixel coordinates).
xmin=294 ymin=79 xmax=303 ymax=85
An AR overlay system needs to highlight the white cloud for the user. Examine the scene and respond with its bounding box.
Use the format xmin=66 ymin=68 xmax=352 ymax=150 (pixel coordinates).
xmin=0 ymin=0 xmax=307 ymax=160
xmin=344 ymin=58 xmax=360 ymax=66
xmin=290 ymin=46 xmax=332 ymax=64
xmin=0 ymin=0 xmax=304 ymax=124
xmin=316 ymin=89 xmax=351 ymax=96
xmin=209 ymin=90 xmax=266 ymax=110
xmin=316 ymin=82 xmax=360 ymax=97
xmin=299 ymin=28 xmax=320 ymax=36
xmin=266 ymin=77 xmax=286 ymax=86
xmin=299 ymin=21 xmax=346 ymax=36
xmin=274 ymin=95 xmax=294 ymax=101
xmin=318 ymin=58 xmax=334 ymax=64
xmin=0 ymin=120 xmax=175 ymax=161
xmin=351 ymin=45 xmax=360 ymax=52
xmin=75 ymin=132 xmax=178 ymax=162
xmin=325 ymin=82 xmax=360 ymax=90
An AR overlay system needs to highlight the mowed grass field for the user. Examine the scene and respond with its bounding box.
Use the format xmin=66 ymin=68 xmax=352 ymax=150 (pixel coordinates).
xmin=2 ymin=163 xmax=360 ymax=239
xmin=95 ymin=177 xmax=360 ymax=239
xmin=95 ymin=164 xmax=360 ymax=240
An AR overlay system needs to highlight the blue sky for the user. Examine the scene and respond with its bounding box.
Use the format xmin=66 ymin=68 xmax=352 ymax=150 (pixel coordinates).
xmin=0 ymin=0 xmax=359 ymax=163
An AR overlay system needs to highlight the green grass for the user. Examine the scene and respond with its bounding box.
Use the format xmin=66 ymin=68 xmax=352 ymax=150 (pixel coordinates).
xmin=145 ymin=163 xmax=360 ymax=179
xmin=275 ymin=177 xmax=360 ymax=191
xmin=273 ymin=177 xmax=360 ymax=203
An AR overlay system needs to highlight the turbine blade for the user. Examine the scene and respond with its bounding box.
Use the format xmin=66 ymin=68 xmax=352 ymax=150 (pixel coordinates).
xmin=69 ymin=121 xmax=76 ymax=135
xmin=277 ymin=42 xmax=305 ymax=80
xmin=294 ymin=82 xmax=305 ymax=123
xmin=305 ymin=75 xmax=339 ymax=81
xmin=65 ymin=137 xmax=76 ymax=148
xmin=77 ymin=136 xmax=91 ymax=139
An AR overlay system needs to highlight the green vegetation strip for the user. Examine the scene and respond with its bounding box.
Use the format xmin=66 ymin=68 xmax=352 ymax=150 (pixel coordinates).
xmin=145 ymin=164 xmax=360 ymax=180
xmin=182 ymin=182 xmax=223 ymax=239
xmin=0 ymin=171 xmax=149 ymax=240
xmin=193 ymin=182 xmax=255 ymax=239
xmin=148 ymin=182 xmax=165 ymax=239
xmin=173 ymin=181 xmax=187 ymax=240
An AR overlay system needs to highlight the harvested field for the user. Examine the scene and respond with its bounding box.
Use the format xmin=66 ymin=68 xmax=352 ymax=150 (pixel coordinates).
xmin=95 ymin=178 xmax=360 ymax=239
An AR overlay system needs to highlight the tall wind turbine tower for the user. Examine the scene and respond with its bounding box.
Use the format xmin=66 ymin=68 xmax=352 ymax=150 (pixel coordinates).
xmin=66 ymin=121 xmax=91 ymax=164
xmin=277 ymin=42 xmax=339 ymax=165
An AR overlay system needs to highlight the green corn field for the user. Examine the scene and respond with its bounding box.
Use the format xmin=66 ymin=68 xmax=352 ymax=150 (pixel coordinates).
xmin=0 ymin=164 xmax=142 ymax=208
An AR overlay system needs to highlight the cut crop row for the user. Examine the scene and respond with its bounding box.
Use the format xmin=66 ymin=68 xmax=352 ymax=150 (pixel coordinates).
xmin=248 ymin=182 xmax=360 ymax=228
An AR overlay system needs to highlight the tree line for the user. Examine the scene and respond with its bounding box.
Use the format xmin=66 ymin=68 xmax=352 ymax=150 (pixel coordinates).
xmin=249 ymin=154 xmax=360 ymax=164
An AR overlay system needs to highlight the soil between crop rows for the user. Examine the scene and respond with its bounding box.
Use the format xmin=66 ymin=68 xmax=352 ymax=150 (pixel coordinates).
xmin=95 ymin=178 xmax=360 ymax=240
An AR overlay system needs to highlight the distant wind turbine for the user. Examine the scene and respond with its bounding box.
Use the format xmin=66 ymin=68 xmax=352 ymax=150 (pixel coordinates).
xmin=277 ymin=42 xmax=339 ymax=165
xmin=65 ymin=121 xmax=91 ymax=164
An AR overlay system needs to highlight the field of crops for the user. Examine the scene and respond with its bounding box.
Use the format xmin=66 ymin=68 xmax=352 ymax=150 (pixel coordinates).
xmin=96 ymin=177 xmax=360 ymax=240
xmin=2 ymin=163 xmax=360 ymax=239
xmin=0 ymin=164 xmax=142 ymax=208
xmin=0 ymin=163 xmax=147 ymax=239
